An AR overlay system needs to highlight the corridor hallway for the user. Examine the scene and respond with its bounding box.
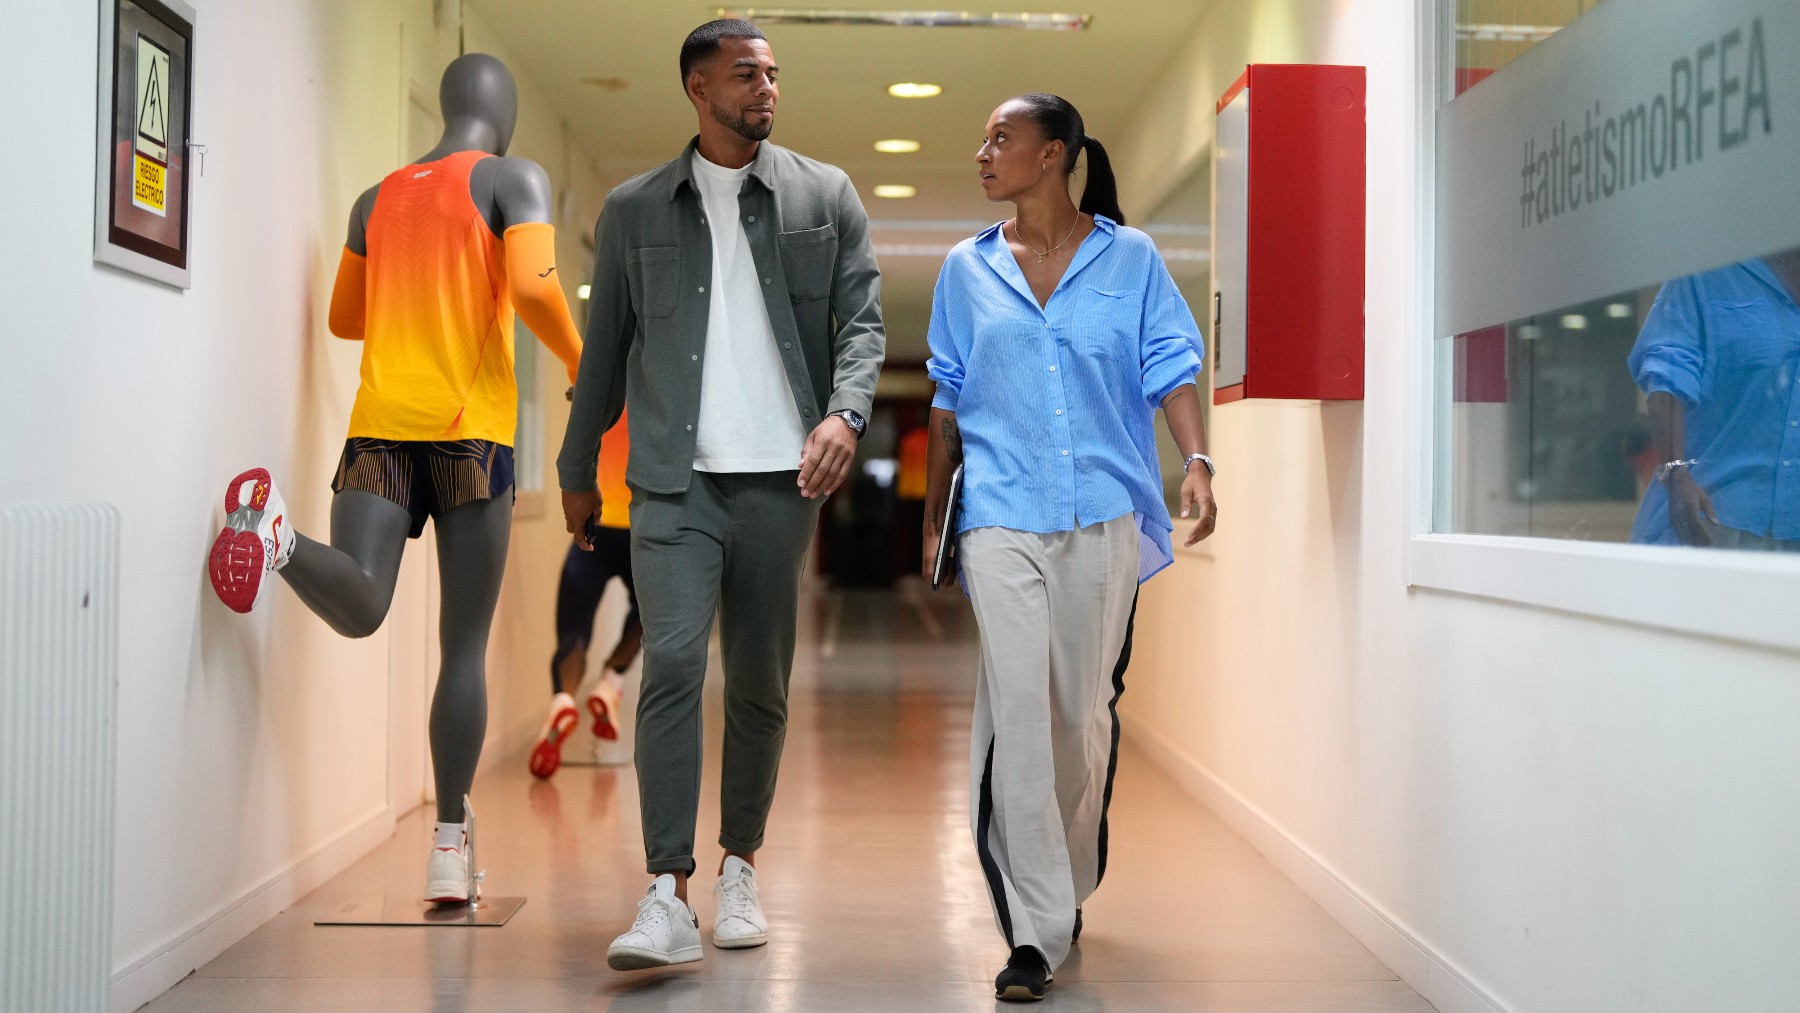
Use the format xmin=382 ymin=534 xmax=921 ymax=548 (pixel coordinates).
xmin=141 ymin=586 xmax=1434 ymax=1012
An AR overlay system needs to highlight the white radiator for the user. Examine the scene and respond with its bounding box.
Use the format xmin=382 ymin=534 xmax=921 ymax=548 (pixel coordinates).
xmin=1 ymin=504 xmax=119 ymax=1013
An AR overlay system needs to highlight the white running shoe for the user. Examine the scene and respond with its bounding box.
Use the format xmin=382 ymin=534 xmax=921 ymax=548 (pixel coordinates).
xmin=607 ymin=875 xmax=703 ymax=970
xmin=208 ymin=468 xmax=294 ymax=613
xmin=425 ymin=834 xmax=469 ymax=904
xmin=712 ymin=856 xmax=768 ymax=948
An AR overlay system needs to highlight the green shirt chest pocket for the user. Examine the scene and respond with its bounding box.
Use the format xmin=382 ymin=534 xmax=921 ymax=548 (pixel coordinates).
xmin=777 ymin=224 xmax=837 ymax=303
xmin=626 ymin=246 xmax=680 ymax=319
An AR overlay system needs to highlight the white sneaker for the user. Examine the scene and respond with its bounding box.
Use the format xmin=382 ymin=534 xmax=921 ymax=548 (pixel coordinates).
xmin=712 ymin=856 xmax=768 ymax=948
xmin=607 ymin=875 xmax=703 ymax=970
xmin=208 ymin=468 xmax=294 ymax=613
xmin=425 ymin=836 xmax=469 ymax=904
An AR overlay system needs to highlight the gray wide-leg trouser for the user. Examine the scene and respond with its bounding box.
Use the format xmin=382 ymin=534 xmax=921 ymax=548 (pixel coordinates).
xmin=629 ymin=471 xmax=820 ymax=876
xmin=961 ymin=516 xmax=1140 ymax=971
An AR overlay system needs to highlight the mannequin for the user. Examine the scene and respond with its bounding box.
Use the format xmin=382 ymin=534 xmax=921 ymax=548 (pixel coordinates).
xmin=208 ymin=54 xmax=584 ymax=904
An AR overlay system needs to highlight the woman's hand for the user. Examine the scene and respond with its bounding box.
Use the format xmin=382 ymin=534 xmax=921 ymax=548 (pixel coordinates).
xmin=1180 ymin=469 xmax=1216 ymax=545
xmin=922 ymin=520 xmax=942 ymax=580
xmin=1667 ymin=469 xmax=1718 ymax=547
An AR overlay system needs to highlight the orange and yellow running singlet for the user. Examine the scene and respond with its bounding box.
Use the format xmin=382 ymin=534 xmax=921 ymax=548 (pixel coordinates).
xmin=349 ymin=150 xmax=519 ymax=444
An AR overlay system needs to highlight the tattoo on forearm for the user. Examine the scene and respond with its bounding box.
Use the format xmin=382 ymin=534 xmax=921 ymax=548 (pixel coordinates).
xmin=941 ymin=417 xmax=963 ymax=463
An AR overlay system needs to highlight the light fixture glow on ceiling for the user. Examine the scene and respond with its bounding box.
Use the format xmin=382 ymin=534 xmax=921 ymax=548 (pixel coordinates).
xmin=1606 ymin=302 xmax=1633 ymax=318
xmin=888 ymin=82 xmax=943 ymax=98
xmin=717 ymin=8 xmax=1091 ymax=30
xmin=1518 ymin=324 xmax=1544 ymax=340
xmin=1561 ymin=314 xmax=1589 ymax=330
xmin=578 ymin=284 xmax=592 ymax=300
xmin=874 ymin=138 xmax=922 ymax=153
xmin=873 ymin=184 xmax=919 ymax=199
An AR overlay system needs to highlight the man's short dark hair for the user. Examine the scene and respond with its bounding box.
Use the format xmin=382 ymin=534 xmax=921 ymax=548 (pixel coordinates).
xmin=680 ymin=19 xmax=767 ymax=84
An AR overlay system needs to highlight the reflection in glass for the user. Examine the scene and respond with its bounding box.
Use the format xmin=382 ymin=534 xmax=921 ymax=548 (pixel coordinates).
xmin=1452 ymin=0 xmax=1607 ymax=96
xmin=1627 ymin=250 xmax=1800 ymax=551
xmin=1440 ymin=291 xmax=1650 ymax=541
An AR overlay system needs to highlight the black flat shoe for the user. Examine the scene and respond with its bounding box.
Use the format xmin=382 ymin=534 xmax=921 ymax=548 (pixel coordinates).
xmin=995 ymin=945 xmax=1052 ymax=1002
xmin=1072 ymin=907 xmax=1082 ymax=944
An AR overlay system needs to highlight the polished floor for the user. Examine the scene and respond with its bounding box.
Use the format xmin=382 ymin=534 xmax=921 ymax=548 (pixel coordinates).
xmin=143 ymin=585 xmax=1435 ymax=1012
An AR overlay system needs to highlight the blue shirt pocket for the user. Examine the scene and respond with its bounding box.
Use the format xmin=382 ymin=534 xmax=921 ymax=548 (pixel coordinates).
xmin=1075 ymin=286 xmax=1141 ymax=361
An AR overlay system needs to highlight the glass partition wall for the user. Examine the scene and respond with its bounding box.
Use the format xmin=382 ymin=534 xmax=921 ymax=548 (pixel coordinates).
xmin=1436 ymin=0 xmax=1800 ymax=553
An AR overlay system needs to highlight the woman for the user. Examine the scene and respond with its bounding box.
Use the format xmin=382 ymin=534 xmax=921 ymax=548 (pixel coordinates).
xmin=923 ymin=93 xmax=1217 ymax=1002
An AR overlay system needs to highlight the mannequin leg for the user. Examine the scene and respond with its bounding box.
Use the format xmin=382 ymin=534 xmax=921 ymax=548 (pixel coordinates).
xmin=429 ymin=494 xmax=511 ymax=824
xmin=280 ymin=490 xmax=412 ymax=637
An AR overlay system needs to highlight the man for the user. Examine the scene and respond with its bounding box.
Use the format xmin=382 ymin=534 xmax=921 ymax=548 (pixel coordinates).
xmin=557 ymin=19 xmax=884 ymax=970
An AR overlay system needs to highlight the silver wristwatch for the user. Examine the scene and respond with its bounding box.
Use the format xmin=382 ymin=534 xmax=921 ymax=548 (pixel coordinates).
xmin=829 ymin=409 xmax=867 ymax=439
xmin=1184 ymin=453 xmax=1216 ymax=477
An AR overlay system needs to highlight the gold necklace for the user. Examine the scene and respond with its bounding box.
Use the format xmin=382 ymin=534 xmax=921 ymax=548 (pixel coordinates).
xmin=1011 ymin=213 xmax=1081 ymax=265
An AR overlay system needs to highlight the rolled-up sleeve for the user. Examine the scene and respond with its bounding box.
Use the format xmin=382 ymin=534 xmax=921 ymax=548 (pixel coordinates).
xmin=1628 ymin=278 xmax=1705 ymax=407
xmin=925 ymin=257 xmax=967 ymax=412
xmin=1137 ymin=253 xmax=1205 ymax=406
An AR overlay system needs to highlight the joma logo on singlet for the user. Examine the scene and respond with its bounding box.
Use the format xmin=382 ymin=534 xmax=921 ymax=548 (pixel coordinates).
xmin=413 ymin=169 xmax=434 ymax=179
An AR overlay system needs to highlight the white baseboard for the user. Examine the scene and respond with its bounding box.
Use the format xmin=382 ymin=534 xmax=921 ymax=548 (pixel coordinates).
xmin=110 ymin=806 xmax=395 ymax=1013
xmin=1123 ymin=721 xmax=1512 ymax=1013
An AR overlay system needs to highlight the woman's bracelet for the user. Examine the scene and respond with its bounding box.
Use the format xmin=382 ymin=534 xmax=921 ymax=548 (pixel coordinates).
xmin=1655 ymin=458 xmax=1698 ymax=482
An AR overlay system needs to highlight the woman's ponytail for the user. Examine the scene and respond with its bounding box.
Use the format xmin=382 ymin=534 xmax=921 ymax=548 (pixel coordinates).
xmin=1078 ymin=136 xmax=1124 ymax=226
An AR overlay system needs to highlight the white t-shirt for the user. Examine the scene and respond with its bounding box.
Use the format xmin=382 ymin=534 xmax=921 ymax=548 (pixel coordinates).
xmin=689 ymin=151 xmax=809 ymax=473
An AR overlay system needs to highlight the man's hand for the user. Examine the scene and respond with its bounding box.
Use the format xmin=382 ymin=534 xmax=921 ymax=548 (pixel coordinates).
xmin=1180 ymin=470 xmax=1217 ymax=546
xmin=798 ymin=416 xmax=857 ymax=499
xmin=562 ymin=490 xmax=602 ymax=550
xmin=1667 ymin=470 xmax=1718 ymax=547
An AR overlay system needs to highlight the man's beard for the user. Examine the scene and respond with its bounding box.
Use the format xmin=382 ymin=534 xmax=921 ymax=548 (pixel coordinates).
xmin=710 ymin=101 xmax=772 ymax=143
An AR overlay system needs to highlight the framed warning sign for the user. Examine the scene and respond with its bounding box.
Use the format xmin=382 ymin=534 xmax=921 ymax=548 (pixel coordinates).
xmin=94 ymin=0 xmax=195 ymax=288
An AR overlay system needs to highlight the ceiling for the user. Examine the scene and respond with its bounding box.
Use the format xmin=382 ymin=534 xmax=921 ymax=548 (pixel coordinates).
xmin=468 ymin=0 xmax=1216 ymax=359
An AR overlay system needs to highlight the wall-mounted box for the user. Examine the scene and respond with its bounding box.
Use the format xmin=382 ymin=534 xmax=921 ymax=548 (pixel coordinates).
xmin=1211 ymin=64 xmax=1366 ymax=403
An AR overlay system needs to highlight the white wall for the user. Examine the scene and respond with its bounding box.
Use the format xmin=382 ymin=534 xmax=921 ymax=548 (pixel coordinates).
xmin=1116 ymin=3 xmax=1800 ymax=1012
xmin=1 ymin=3 xmax=607 ymax=1009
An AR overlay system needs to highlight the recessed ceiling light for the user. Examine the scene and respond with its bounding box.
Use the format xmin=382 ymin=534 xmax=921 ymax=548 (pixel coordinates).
xmin=873 ymin=184 xmax=918 ymax=199
xmin=874 ymin=139 xmax=922 ymax=153
xmin=1606 ymin=302 xmax=1633 ymax=318
xmin=718 ymin=9 xmax=1090 ymax=30
xmin=578 ymin=284 xmax=592 ymax=300
xmin=888 ymin=82 xmax=943 ymax=99
xmin=1561 ymin=313 xmax=1589 ymax=330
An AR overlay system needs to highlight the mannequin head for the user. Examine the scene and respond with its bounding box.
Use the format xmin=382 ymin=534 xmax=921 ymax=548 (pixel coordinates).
xmin=439 ymin=53 xmax=518 ymax=155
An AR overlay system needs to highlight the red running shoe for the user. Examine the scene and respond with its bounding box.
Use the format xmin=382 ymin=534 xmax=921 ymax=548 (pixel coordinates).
xmin=586 ymin=671 xmax=624 ymax=742
xmin=529 ymin=693 xmax=580 ymax=779
xmin=209 ymin=468 xmax=292 ymax=613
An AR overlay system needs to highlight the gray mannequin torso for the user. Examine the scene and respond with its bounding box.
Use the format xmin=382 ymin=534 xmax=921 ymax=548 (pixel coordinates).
xmin=344 ymin=53 xmax=554 ymax=255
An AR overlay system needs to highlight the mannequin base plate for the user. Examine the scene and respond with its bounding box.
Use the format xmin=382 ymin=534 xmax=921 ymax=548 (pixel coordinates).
xmin=314 ymin=895 xmax=526 ymax=927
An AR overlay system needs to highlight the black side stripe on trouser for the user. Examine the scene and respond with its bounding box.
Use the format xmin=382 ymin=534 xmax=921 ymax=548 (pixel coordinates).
xmin=976 ymin=735 xmax=1015 ymax=947
xmin=1095 ymin=593 xmax=1139 ymax=887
